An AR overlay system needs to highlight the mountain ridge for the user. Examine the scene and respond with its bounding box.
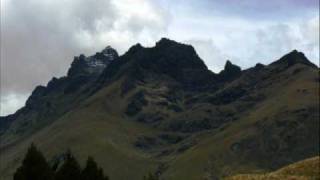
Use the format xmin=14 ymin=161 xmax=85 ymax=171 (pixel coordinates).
xmin=1 ymin=39 xmax=317 ymax=119
xmin=0 ymin=38 xmax=319 ymax=180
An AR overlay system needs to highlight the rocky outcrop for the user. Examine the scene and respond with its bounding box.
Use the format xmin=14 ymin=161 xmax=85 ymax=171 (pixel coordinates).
xmin=218 ymin=60 xmax=242 ymax=81
xmin=67 ymin=46 xmax=118 ymax=78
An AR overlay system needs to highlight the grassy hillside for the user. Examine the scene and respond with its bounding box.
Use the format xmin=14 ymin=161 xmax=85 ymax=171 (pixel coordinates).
xmin=225 ymin=156 xmax=319 ymax=180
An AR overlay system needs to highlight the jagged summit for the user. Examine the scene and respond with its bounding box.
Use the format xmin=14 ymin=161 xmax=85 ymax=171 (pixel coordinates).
xmin=224 ymin=60 xmax=239 ymax=70
xmin=67 ymin=46 xmax=119 ymax=77
xmin=101 ymin=46 xmax=119 ymax=60
xmin=125 ymin=43 xmax=144 ymax=55
xmin=99 ymin=38 xmax=211 ymax=89
xmin=271 ymin=50 xmax=317 ymax=68
xmin=22 ymin=46 xmax=119 ymax=109
xmin=218 ymin=60 xmax=242 ymax=81
xmin=155 ymin=38 xmax=180 ymax=47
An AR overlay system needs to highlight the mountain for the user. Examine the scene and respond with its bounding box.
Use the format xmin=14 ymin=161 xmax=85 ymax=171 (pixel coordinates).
xmin=0 ymin=38 xmax=319 ymax=180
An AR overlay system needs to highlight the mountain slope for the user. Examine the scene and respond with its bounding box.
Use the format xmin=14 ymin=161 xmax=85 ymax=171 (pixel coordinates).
xmin=0 ymin=39 xmax=319 ymax=180
xmin=225 ymin=156 xmax=319 ymax=180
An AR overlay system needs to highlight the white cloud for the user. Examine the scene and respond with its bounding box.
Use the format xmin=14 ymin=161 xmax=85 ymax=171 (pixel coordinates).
xmin=0 ymin=93 xmax=29 ymax=116
xmin=171 ymin=14 xmax=319 ymax=70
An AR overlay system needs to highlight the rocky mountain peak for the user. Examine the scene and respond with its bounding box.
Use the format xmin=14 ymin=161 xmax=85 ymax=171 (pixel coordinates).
xmin=224 ymin=60 xmax=235 ymax=69
xmin=135 ymin=38 xmax=210 ymax=83
xmin=67 ymin=46 xmax=119 ymax=77
xmin=224 ymin=60 xmax=241 ymax=72
xmin=98 ymin=38 xmax=212 ymax=91
xmin=151 ymin=38 xmax=207 ymax=70
xmin=126 ymin=43 xmax=144 ymax=55
xmin=271 ymin=50 xmax=317 ymax=68
xmin=218 ymin=60 xmax=242 ymax=81
xmin=101 ymin=46 xmax=119 ymax=60
xmin=155 ymin=38 xmax=178 ymax=47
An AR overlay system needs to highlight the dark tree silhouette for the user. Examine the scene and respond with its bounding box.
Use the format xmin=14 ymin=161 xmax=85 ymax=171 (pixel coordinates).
xmin=14 ymin=145 xmax=109 ymax=180
xmin=13 ymin=143 xmax=54 ymax=180
xmin=81 ymin=156 xmax=108 ymax=180
xmin=55 ymin=151 xmax=81 ymax=180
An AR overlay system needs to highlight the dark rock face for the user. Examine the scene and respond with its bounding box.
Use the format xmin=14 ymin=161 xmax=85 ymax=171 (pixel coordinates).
xmin=141 ymin=38 xmax=213 ymax=87
xmin=218 ymin=60 xmax=242 ymax=81
xmin=25 ymin=86 xmax=47 ymax=107
xmin=126 ymin=91 xmax=148 ymax=116
xmin=98 ymin=38 xmax=216 ymax=92
xmin=29 ymin=46 xmax=119 ymax=103
xmin=67 ymin=46 xmax=119 ymax=78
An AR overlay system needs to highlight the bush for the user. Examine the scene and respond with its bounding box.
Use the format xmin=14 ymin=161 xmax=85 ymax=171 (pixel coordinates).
xmin=81 ymin=156 xmax=109 ymax=180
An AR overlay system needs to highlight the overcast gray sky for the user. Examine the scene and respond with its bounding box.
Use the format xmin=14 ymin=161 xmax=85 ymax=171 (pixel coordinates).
xmin=0 ymin=0 xmax=319 ymax=116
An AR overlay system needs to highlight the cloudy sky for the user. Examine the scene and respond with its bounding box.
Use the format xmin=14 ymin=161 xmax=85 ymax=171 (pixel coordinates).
xmin=0 ymin=0 xmax=319 ymax=116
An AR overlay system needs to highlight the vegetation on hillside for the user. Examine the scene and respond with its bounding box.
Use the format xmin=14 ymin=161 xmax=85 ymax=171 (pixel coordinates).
xmin=225 ymin=156 xmax=320 ymax=180
xmin=14 ymin=144 xmax=109 ymax=180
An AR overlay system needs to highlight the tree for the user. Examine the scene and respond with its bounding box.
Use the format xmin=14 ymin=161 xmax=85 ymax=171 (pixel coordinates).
xmin=13 ymin=145 xmax=110 ymax=180
xmin=81 ymin=156 xmax=108 ymax=180
xmin=13 ymin=143 xmax=54 ymax=180
xmin=55 ymin=151 xmax=81 ymax=180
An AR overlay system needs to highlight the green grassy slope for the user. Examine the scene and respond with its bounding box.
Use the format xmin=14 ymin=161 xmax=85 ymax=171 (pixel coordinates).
xmin=225 ymin=156 xmax=319 ymax=180
xmin=0 ymin=79 xmax=161 ymax=180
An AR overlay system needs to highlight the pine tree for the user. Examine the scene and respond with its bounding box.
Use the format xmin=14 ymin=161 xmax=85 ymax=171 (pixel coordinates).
xmin=13 ymin=145 xmax=111 ymax=180
xmin=81 ymin=156 xmax=109 ymax=180
xmin=13 ymin=143 xmax=54 ymax=180
xmin=55 ymin=151 xmax=81 ymax=180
